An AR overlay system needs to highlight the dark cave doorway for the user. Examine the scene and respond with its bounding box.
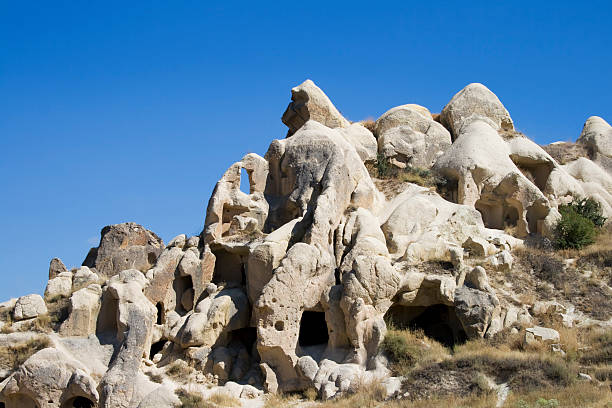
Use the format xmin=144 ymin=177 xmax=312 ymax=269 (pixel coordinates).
xmin=298 ymin=311 xmax=329 ymax=347
xmin=384 ymin=304 xmax=467 ymax=347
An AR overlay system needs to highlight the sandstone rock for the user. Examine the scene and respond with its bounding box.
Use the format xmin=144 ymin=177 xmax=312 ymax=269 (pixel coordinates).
xmin=13 ymin=294 xmax=47 ymax=321
xmin=180 ymin=288 xmax=250 ymax=348
xmin=98 ymin=270 xmax=157 ymax=408
xmin=60 ymin=284 xmax=103 ymax=337
xmin=0 ymin=347 xmax=98 ymax=408
xmin=72 ymin=266 xmax=100 ymax=292
xmin=440 ymin=83 xmax=514 ymax=139
xmin=524 ymin=326 xmax=560 ymax=345
xmin=339 ymin=123 xmax=378 ymax=162
xmin=83 ymin=222 xmax=164 ymax=280
xmin=282 ymin=79 xmax=350 ymax=136
xmin=454 ymin=286 xmax=499 ymax=338
xmin=137 ymin=385 xmax=181 ymax=408
xmin=375 ymin=104 xmax=452 ymax=168
xmin=48 ymin=257 xmax=68 ymax=279
xmin=44 ymin=272 xmax=73 ymax=300
xmin=577 ymin=116 xmax=612 ymax=173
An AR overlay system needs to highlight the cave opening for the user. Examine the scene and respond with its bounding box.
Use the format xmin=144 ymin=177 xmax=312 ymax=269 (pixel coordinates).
xmin=438 ymin=177 xmax=459 ymax=203
xmin=0 ymin=402 xmax=5 ymax=408
xmin=155 ymin=302 xmax=164 ymax=325
xmin=95 ymin=292 xmax=119 ymax=341
xmin=173 ymin=275 xmax=194 ymax=315
xmin=150 ymin=340 xmax=166 ymax=359
xmin=211 ymin=248 xmax=246 ymax=286
xmin=61 ymin=396 xmax=95 ymax=408
xmin=228 ymin=327 xmax=257 ymax=355
xmin=298 ymin=311 xmax=329 ymax=347
xmin=384 ymin=304 xmax=466 ymax=347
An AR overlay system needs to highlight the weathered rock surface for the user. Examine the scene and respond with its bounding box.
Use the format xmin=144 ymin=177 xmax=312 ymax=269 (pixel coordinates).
xmin=282 ymin=79 xmax=350 ymax=136
xmin=1 ymin=80 xmax=611 ymax=406
xmin=83 ymin=222 xmax=164 ymax=280
xmin=13 ymin=294 xmax=47 ymax=321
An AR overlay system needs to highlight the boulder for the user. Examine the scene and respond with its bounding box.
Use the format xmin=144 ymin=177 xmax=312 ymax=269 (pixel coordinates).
xmin=375 ymin=104 xmax=452 ymax=168
xmin=524 ymin=326 xmax=560 ymax=345
xmin=48 ymin=257 xmax=68 ymax=279
xmin=282 ymin=79 xmax=350 ymax=136
xmin=83 ymin=222 xmax=164 ymax=280
xmin=44 ymin=272 xmax=73 ymax=300
xmin=60 ymin=284 xmax=103 ymax=337
xmin=577 ymin=116 xmax=612 ymax=173
xmin=454 ymin=286 xmax=499 ymax=338
xmin=13 ymin=294 xmax=47 ymax=321
xmin=440 ymin=83 xmax=514 ymax=139
xmin=72 ymin=266 xmax=100 ymax=292
xmin=0 ymin=347 xmax=98 ymax=408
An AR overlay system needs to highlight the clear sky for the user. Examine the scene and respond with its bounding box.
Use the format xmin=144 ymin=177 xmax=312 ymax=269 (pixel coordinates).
xmin=1 ymin=1 xmax=611 ymax=301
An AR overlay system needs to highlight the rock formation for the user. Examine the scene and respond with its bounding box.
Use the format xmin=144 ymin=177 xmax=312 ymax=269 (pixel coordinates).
xmin=1 ymin=80 xmax=611 ymax=407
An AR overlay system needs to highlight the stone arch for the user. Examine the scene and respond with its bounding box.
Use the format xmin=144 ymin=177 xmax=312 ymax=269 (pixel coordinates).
xmin=2 ymin=394 xmax=40 ymax=408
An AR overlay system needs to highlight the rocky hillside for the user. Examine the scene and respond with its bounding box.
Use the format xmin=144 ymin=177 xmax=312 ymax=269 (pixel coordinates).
xmin=1 ymin=80 xmax=611 ymax=408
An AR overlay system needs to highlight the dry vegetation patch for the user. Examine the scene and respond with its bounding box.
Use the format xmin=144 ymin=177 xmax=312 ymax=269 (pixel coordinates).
xmin=0 ymin=337 xmax=51 ymax=371
xmin=541 ymin=142 xmax=590 ymax=165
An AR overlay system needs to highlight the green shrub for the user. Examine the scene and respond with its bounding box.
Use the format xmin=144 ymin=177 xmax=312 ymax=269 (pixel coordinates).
xmin=554 ymin=206 xmax=597 ymax=249
xmin=376 ymin=153 xmax=391 ymax=178
xmin=567 ymin=198 xmax=607 ymax=227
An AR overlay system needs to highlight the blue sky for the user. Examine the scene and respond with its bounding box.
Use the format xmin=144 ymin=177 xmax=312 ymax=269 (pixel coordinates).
xmin=1 ymin=1 xmax=611 ymax=300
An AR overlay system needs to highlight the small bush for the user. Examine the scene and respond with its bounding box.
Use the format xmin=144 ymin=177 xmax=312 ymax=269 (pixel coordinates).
xmin=166 ymin=360 xmax=194 ymax=381
xmin=568 ymin=198 xmax=607 ymax=228
xmin=554 ymin=198 xmax=606 ymax=250
xmin=145 ymin=372 xmax=164 ymax=383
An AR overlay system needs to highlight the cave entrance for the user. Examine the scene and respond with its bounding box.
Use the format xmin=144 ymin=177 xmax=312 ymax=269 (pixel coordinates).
xmin=150 ymin=340 xmax=166 ymax=359
xmin=475 ymin=198 xmax=520 ymax=231
xmin=298 ymin=311 xmax=329 ymax=347
xmin=510 ymin=156 xmax=553 ymax=192
xmin=384 ymin=304 xmax=466 ymax=347
xmin=62 ymin=396 xmax=95 ymax=408
xmin=438 ymin=177 xmax=459 ymax=204
xmin=228 ymin=327 xmax=257 ymax=356
xmin=155 ymin=302 xmax=164 ymax=325
xmin=173 ymin=275 xmax=194 ymax=315
xmin=212 ymin=248 xmax=246 ymax=286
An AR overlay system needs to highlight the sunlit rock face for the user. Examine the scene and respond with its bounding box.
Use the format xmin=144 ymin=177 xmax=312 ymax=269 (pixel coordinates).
xmin=1 ymin=79 xmax=611 ymax=406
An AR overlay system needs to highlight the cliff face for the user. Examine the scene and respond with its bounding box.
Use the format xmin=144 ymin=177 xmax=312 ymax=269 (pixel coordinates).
xmin=1 ymin=80 xmax=611 ymax=408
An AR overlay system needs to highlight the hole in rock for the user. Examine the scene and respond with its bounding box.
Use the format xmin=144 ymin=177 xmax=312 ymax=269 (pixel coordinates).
xmin=150 ymin=340 xmax=166 ymax=358
xmin=147 ymin=251 xmax=158 ymax=266
xmin=221 ymin=203 xmax=249 ymax=236
xmin=475 ymin=199 xmax=521 ymax=231
xmin=96 ymin=292 xmax=119 ymax=339
xmin=334 ymin=268 xmax=341 ymax=285
xmin=0 ymin=402 xmax=5 ymax=408
xmin=228 ymin=327 xmax=257 ymax=355
xmin=240 ymin=167 xmax=251 ymax=195
xmin=62 ymin=396 xmax=95 ymax=408
xmin=173 ymin=275 xmax=194 ymax=315
xmin=212 ymin=248 xmax=246 ymax=286
xmin=384 ymin=304 xmax=466 ymax=347
xmin=526 ymin=202 xmax=549 ymax=235
xmin=438 ymin=177 xmax=459 ymax=203
xmin=510 ymin=156 xmax=553 ymax=192
xmin=155 ymin=302 xmax=164 ymax=325
xmin=298 ymin=311 xmax=329 ymax=347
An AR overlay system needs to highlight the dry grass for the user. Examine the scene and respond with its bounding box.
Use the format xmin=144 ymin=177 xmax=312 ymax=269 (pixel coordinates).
xmin=145 ymin=371 xmax=164 ymax=383
xmin=511 ymin=245 xmax=612 ymax=320
xmin=208 ymin=392 xmax=241 ymax=407
xmin=314 ymin=380 xmax=387 ymax=408
xmin=0 ymin=337 xmax=51 ymax=371
xmin=166 ymin=360 xmax=195 ymax=382
xmin=263 ymin=393 xmax=300 ymax=408
xmin=504 ymin=381 xmax=611 ymax=408
xmin=358 ymin=118 xmax=376 ymax=135
xmin=175 ymin=388 xmax=210 ymax=408
xmin=541 ymin=142 xmax=590 ymax=165
xmin=380 ymin=327 xmax=449 ymax=376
